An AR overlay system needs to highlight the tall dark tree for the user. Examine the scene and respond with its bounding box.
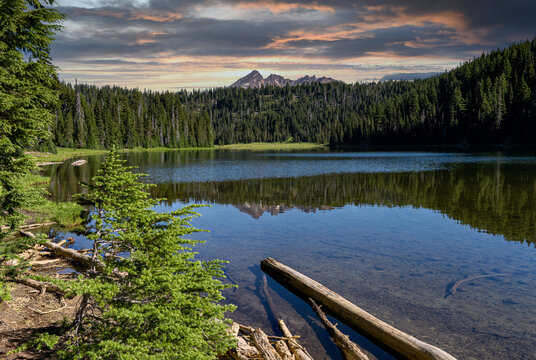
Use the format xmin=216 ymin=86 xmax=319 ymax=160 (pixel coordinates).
xmin=0 ymin=0 xmax=64 ymax=300
xmin=0 ymin=0 xmax=64 ymax=234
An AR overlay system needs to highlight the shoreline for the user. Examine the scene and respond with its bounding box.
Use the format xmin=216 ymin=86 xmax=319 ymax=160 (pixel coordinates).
xmin=29 ymin=143 xmax=328 ymax=164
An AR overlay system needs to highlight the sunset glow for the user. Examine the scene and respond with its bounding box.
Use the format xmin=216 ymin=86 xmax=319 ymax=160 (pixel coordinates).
xmin=53 ymin=0 xmax=536 ymax=90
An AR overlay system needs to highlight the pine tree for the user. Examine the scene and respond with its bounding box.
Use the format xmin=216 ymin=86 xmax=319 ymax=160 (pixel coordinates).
xmin=60 ymin=150 xmax=236 ymax=359
xmin=0 ymin=0 xmax=65 ymax=299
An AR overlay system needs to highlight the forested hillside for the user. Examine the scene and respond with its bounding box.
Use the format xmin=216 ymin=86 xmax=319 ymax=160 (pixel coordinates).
xmin=52 ymin=40 xmax=536 ymax=149
xmin=52 ymin=84 xmax=214 ymax=149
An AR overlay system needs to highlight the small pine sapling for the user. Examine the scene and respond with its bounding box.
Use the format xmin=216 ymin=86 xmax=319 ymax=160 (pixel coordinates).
xmin=61 ymin=149 xmax=236 ymax=359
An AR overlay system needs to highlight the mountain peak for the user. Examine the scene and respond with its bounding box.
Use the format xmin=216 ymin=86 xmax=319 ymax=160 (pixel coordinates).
xmin=230 ymin=71 xmax=335 ymax=88
xmin=230 ymin=70 xmax=264 ymax=88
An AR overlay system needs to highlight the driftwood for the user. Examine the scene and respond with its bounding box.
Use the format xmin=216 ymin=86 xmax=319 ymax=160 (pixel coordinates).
xmin=309 ymin=298 xmax=369 ymax=360
xmin=18 ymin=231 xmax=96 ymax=270
xmin=10 ymin=277 xmax=66 ymax=296
xmin=228 ymin=319 xmax=313 ymax=360
xmin=252 ymin=328 xmax=282 ymax=360
xmin=444 ymin=274 xmax=509 ymax=298
xmin=233 ymin=336 xmax=260 ymax=360
xmin=29 ymin=258 xmax=64 ymax=267
xmin=37 ymin=161 xmax=63 ymax=166
xmin=71 ymin=159 xmax=87 ymax=166
xmin=44 ymin=241 xmax=104 ymax=271
xmin=278 ymin=319 xmax=314 ymax=360
xmin=274 ymin=340 xmax=293 ymax=360
xmin=261 ymin=257 xmax=457 ymax=360
xmin=0 ymin=222 xmax=57 ymax=231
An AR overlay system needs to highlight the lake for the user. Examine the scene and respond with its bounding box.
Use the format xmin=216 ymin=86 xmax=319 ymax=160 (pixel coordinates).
xmin=44 ymin=150 xmax=536 ymax=359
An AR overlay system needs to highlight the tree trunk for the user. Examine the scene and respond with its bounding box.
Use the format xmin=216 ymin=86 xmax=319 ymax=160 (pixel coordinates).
xmin=261 ymin=257 xmax=457 ymax=360
xmin=309 ymin=298 xmax=369 ymax=360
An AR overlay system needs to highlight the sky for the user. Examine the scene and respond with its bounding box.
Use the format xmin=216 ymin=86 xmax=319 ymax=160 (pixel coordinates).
xmin=51 ymin=0 xmax=536 ymax=90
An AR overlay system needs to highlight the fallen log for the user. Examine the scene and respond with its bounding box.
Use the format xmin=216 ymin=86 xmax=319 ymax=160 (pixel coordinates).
xmin=29 ymin=258 xmax=64 ymax=267
xmin=274 ymin=340 xmax=293 ymax=360
xmin=309 ymin=298 xmax=369 ymax=360
xmin=10 ymin=277 xmax=66 ymax=296
xmin=261 ymin=257 xmax=456 ymax=360
xmin=44 ymin=241 xmax=104 ymax=271
xmin=261 ymin=274 xmax=314 ymax=360
xmin=37 ymin=161 xmax=63 ymax=166
xmin=278 ymin=319 xmax=314 ymax=360
xmin=0 ymin=222 xmax=57 ymax=231
xmin=20 ymin=230 xmax=37 ymax=238
xmin=71 ymin=159 xmax=87 ymax=166
xmin=252 ymin=328 xmax=282 ymax=360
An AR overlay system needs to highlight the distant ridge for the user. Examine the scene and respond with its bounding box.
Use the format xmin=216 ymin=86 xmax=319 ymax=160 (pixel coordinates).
xmin=230 ymin=70 xmax=335 ymax=88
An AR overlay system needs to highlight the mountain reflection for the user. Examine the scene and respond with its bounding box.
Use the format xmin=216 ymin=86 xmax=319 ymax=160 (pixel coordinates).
xmin=45 ymin=156 xmax=536 ymax=246
xmin=150 ymin=164 xmax=536 ymax=245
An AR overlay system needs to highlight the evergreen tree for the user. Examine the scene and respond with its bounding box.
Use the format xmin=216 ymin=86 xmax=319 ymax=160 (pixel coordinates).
xmin=60 ymin=150 xmax=236 ymax=359
xmin=0 ymin=0 xmax=64 ymax=298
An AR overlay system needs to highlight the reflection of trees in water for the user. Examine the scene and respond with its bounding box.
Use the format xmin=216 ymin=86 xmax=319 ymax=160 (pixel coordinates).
xmin=44 ymin=156 xmax=536 ymax=246
xmin=44 ymin=151 xmax=218 ymax=201
xmin=151 ymin=164 xmax=536 ymax=245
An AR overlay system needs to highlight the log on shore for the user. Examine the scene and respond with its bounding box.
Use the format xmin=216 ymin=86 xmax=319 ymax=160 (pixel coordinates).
xmin=309 ymin=298 xmax=369 ymax=360
xmin=278 ymin=319 xmax=314 ymax=360
xmin=261 ymin=257 xmax=457 ymax=360
xmin=19 ymin=231 xmax=104 ymax=271
xmin=251 ymin=328 xmax=282 ymax=360
xmin=10 ymin=277 xmax=66 ymax=296
xmin=43 ymin=241 xmax=104 ymax=271
xmin=0 ymin=222 xmax=57 ymax=231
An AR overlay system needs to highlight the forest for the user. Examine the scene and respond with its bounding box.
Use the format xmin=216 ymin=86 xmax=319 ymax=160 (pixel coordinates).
xmin=51 ymin=39 xmax=536 ymax=149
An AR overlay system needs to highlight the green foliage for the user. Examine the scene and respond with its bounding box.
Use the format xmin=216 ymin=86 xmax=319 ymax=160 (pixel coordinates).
xmin=0 ymin=0 xmax=64 ymax=234
xmin=0 ymin=235 xmax=46 ymax=301
xmin=53 ymin=39 xmax=536 ymax=148
xmin=60 ymin=150 xmax=235 ymax=359
xmin=53 ymin=83 xmax=215 ymax=150
xmin=32 ymin=201 xmax=84 ymax=227
xmin=10 ymin=332 xmax=61 ymax=354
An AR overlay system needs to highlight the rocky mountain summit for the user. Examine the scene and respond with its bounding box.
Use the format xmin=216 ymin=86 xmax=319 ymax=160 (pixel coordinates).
xmin=230 ymin=70 xmax=335 ymax=88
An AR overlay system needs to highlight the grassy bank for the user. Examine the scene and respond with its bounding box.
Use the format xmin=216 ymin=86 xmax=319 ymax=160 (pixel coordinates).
xmin=29 ymin=146 xmax=215 ymax=163
xmin=29 ymin=143 xmax=327 ymax=163
xmin=29 ymin=148 xmax=109 ymax=163
xmin=21 ymin=174 xmax=84 ymax=228
xmin=216 ymin=142 xmax=327 ymax=151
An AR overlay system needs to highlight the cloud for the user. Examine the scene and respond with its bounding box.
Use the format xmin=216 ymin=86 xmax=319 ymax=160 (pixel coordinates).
xmin=50 ymin=0 xmax=536 ymax=89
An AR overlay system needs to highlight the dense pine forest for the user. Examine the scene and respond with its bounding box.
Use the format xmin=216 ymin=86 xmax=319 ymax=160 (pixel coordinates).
xmin=52 ymin=39 xmax=536 ymax=149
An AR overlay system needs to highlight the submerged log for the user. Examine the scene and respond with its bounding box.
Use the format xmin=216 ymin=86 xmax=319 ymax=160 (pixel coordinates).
xmin=444 ymin=273 xmax=509 ymax=298
xmin=309 ymin=298 xmax=369 ymax=360
xmin=261 ymin=274 xmax=281 ymax=325
xmin=261 ymin=257 xmax=457 ymax=360
xmin=261 ymin=274 xmax=314 ymax=360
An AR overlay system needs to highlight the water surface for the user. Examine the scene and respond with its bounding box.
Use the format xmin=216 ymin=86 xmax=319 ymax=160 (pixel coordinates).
xmin=44 ymin=151 xmax=536 ymax=359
